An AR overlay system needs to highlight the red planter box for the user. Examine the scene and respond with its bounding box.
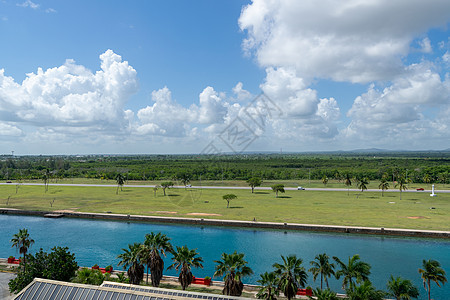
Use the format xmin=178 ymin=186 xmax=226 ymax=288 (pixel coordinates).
xmin=92 ymin=265 xmax=99 ymax=270
xmin=297 ymin=289 xmax=312 ymax=296
xmin=8 ymin=257 xmax=15 ymax=263
xmin=192 ymin=277 xmax=211 ymax=286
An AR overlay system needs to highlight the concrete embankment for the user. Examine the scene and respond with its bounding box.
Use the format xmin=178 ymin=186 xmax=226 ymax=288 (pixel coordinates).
xmin=1 ymin=208 xmax=449 ymax=239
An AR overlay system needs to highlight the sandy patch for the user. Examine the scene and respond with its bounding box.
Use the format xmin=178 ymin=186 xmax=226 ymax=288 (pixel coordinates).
xmin=186 ymin=213 xmax=222 ymax=216
xmin=407 ymin=216 xmax=426 ymax=219
xmin=53 ymin=209 xmax=75 ymax=213
xmin=155 ymin=211 xmax=178 ymax=214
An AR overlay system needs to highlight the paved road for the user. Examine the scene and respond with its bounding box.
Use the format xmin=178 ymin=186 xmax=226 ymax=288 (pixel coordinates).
xmin=1 ymin=182 xmax=449 ymax=193
xmin=0 ymin=272 xmax=15 ymax=300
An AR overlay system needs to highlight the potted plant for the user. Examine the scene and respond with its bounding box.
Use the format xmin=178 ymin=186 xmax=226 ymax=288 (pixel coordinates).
xmin=8 ymin=256 xmax=15 ymax=263
xmin=204 ymin=276 xmax=211 ymax=286
xmin=305 ymin=286 xmax=312 ymax=296
xmin=92 ymin=264 xmax=99 ymax=270
xmin=105 ymin=265 xmax=113 ymax=273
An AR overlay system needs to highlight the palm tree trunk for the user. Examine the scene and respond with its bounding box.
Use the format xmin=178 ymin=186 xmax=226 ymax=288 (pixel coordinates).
xmin=428 ymin=280 xmax=431 ymax=300
xmin=320 ymin=273 xmax=323 ymax=289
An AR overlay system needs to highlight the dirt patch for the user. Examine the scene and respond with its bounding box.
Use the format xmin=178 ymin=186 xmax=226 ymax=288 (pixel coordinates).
xmin=407 ymin=216 xmax=427 ymax=219
xmin=154 ymin=211 xmax=178 ymax=214
xmin=53 ymin=209 xmax=76 ymax=213
xmin=186 ymin=213 xmax=222 ymax=216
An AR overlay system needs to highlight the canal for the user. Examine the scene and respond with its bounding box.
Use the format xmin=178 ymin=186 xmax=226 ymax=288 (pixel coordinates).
xmin=1 ymin=215 xmax=449 ymax=299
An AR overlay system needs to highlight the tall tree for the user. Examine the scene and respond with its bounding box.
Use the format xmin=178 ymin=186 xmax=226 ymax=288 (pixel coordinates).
xmin=117 ymin=242 xmax=144 ymax=285
xmin=168 ymin=245 xmax=203 ymax=290
xmin=378 ymin=178 xmax=390 ymax=197
xmin=309 ymin=253 xmax=335 ymax=289
xmin=395 ymin=176 xmax=408 ymax=200
xmin=271 ymin=184 xmax=285 ymax=198
xmin=115 ymin=173 xmax=125 ymax=195
xmin=223 ymin=194 xmax=237 ymax=208
xmin=160 ymin=181 xmax=174 ymax=196
xmin=179 ymin=173 xmax=191 ymax=189
xmin=322 ymin=175 xmax=329 ymax=186
xmin=418 ymin=259 xmax=447 ymax=300
xmin=257 ymin=271 xmax=279 ymax=300
xmin=273 ymin=255 xmax=308 ymax=300
xmin=214 ymin=251 xmax=253 ymax=296
xmin=344 ymin=173 xmax=352 ymax=196
xmin=333 ymin=254 xmax=371 ymax=292
xmin=247 ymin=177 xmax=262 ymax=193
xmin=11 ymin=228 xmax=34 ymax=271
xmin=357 ymin=178 xmax=369 ymax=193
xmin=387 ymin=275 xmax=419 ymax=300
xmin=141 ymin=232 xmax=173 ymax=286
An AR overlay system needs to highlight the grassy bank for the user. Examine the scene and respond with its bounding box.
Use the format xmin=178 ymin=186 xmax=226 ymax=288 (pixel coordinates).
xmin=1 ymin=184 xmax=449 ymax=231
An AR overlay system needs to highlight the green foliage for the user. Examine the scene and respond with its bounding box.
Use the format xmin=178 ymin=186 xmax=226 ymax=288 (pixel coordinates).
xmin=117 ymin=242 xmax=144 ymax=285
xmin=387 ymin=275 xmax=419 ymax=300
xmin=346 ymin=280 xmax=385 ymax=300
xmin=309 ymin=288 xmax=339 ymax=300
xmin=9 ymin=246 xmax=78 ymax=294
xmin=247 ymin=177 xmax=262 ymax=193
xmin=271 ymin=184 xmax=285 ymax=197
xmin=72 ymin=268 xmax=106 ymax=285
xmin=273 ymin=255 xmax=308 ymax=300
xmin=333 ymin=254 xmax=371 ymax=292
xmin=11 ymin=228 xmax=34 ymax=271
xmin=418 ymin=259 xmax=447 ymax=300
xmin=168 ymin=245 xmax=204 ymax=290
xmin=214 ymin=251 xmax=253 ymax=296
xmin=160 ymin=181 xmax=174 ymax=196
xmin=309 ymin=253 xmax=335 ymax=290
xmin=222 ymin=194 xmax=237 ymax=208
xmin=257 ymin=271 xmax=279 ymax=300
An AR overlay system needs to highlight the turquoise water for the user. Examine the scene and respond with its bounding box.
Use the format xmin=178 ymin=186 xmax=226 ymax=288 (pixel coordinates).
xmin=1 ymin=215 xmax=449 ymax=299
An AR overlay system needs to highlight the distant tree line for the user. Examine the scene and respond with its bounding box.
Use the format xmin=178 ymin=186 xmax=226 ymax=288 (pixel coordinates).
xmin=0 ymin=154 xmax=449 ymax=184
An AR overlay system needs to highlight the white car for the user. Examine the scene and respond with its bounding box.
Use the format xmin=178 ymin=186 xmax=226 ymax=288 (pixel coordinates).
xmin=297 ymin=186 xmax=305 ymax=190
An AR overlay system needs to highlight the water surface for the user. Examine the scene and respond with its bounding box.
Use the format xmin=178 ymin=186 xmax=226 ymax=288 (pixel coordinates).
xmin=1 ymin=215 xmax=449 ymax=299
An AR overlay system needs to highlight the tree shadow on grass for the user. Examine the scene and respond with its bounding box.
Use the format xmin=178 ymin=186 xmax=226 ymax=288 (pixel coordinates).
xmin=167 ymin=194 xmax=180 ymax=197
xmin=254 ymin=192 xmax=269 ymax=194
xmin=228 ymin=206 xmax=244 ymax=209
xmin=277 ymin=196 xmax=291 ymax=199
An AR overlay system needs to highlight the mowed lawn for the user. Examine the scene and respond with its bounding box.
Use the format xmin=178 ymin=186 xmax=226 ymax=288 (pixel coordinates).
xmin=1 ymin=184 xmax=449 ymax=231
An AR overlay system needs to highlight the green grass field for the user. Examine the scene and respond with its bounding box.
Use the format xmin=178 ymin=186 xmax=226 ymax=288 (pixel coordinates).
xmin=1 ymin=183 xmax=449 ymax=231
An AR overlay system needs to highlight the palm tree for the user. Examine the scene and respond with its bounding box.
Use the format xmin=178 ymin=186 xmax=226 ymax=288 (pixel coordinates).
xmin=117 ymin=242 xmax=144 ymax=285
xmin=167 ymin=245 xmax=203 ymax=290
xmin=257 ymin=271 xmax=279 ymax=300
xmin=247 ymin=177 xmax=262 ymax=193
xmin=271 ymin=184 xmax=285 ymax=198
xmin=395 ymin=176 xmax=408 ymax=200
xmin=141 ymin=232 xmax=173 ymax=286
xmin=214 ymin=251 xmax=253 ymax=296
xmin=418 ymin=259 xmax=447 ymax=300
xmin=309 ymin=288 xmax=339 ymax=300
xmin=357 ymin=178 xmax=369 ymax=193
xmin=160 ymin=181 xmax=174 ymax=196
xmin=309 ymin=253 xmax=335 ymax=289
xmin=322 ymin=175 xmax=328 ymax=186
xmin=344 ymin=173 xmax=352 ymax=196
xmin=223 ymin=194 xmax=237 ymax=208
xmin=273 ymin=255 xmax=308 ymax=300
xmin=378 ymin=178 xmax=390 ymax=197
xmin=333 ymin=254 xmax=371 ymax=292
xmin=347 ymin=280 xmax=385 ymax=300
xmin=115 ymin=173 xmax=125 ymax=195
xmin=387 ymin=275 xmax=419 ymax=300
xmin=423 ymin=174 xmax=432 ymax=187
xmin=11 ymin=228 xmax=34 ymax=271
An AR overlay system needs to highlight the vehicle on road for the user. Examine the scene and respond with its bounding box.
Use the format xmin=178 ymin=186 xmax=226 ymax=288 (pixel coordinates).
xmin=6 ymin=181 xmax=12 ymax=183
xmin=416 ymin=188 xmax=425 ymax=191
xmin=297 ymin=186 xmax=305 ymax=190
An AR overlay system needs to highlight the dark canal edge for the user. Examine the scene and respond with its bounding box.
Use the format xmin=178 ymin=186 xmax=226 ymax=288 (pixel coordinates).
xmin=1 ymin=208 xmax=449 ymax=239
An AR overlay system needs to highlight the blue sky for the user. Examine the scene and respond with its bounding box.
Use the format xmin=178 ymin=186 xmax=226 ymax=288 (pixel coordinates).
xmin=0 ymin=0 xmax=449 ymax=154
